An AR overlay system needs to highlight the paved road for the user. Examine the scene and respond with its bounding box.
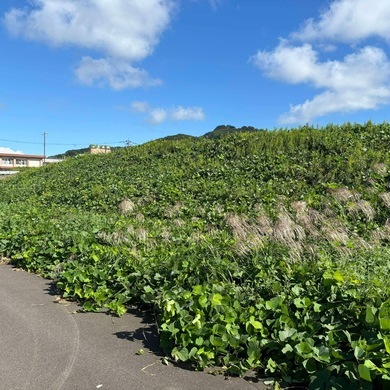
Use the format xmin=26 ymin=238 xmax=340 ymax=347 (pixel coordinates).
xmin=0 ymin=264 xmax=267 ymax=390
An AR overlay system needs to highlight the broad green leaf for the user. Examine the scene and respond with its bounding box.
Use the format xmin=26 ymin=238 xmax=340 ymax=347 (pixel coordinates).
xmin=380 ymin=318 xmax=390 ymax=331
xmin=172 ymin=347 xmax=189 ymax=362
xmin=192 ymin=285 xmax=203 ymax=295
xmin=379 ymin=299 xmax=390 ymax=331
xmin=282 ymin=344 xmax=293 ymax=354
xmin=316 ymin=346 xmax=331 ymax=363
xmin=267 ymin=358 xmax=277 ymax=373
xmin=74 ymin=286 xmax=83 ymax=298
xmin=279 ymin=327 xmax=297 ymax=342
xmin=303 ymin=358 xmax=317 ymax=374
xmin=191 ymin=313 xmax=202 ymax=327
xmin=83 ymin=301 xmax=100 ymax=312
xmin=212 ymin=324 xmax=226 ymax=335
xmin=211 ymin=293 xmax=223 ymax=307
xmin=384 ymin=336 xmax=390 ymax=355
xmin=365 ymin=305 xmax=376 ymax=324
xmin=313 ymin=302 xmax=322 ymax=312
xmin=166 ymin=299 xmax=176 ymax=314
xmin=266 ymin=296 xmax=283 ymax=310
xmin=198 ymin=295 xmax=208 ymax=308
xmin=195 ymin=337 xmax=204 ymax=346
xmin=333 ymin=270 xmax=344 ymax=282
xmin=161 ymin=357 xmax=169 ymax=366
xmin=210 ymin=335 xmax=225 ymax=348
xmin=363 ymin=360 xmax=378 ymax=371
xmin=354 ymin=346 xmax=365 ymax=360
xmin=291 ymin=285 xmax=303 ymax=296
xmin=115 ymin=304 xmax=127 ymax=316
xmin=358 ymin=363 xmax=372 ymax=382
xmin=247 ymin=343 xmax=261 ymax=365
xmin=295 ymin=341 xmax=313 ymax=357
xmin=188 ymin=347 xmax=198 ymax=359
xmin=250 ymin=319 xmax=263 ymax=330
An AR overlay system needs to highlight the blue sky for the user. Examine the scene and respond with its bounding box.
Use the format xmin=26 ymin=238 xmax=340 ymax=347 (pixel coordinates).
xmin=1 ymin=0 xmax=390 ymax=156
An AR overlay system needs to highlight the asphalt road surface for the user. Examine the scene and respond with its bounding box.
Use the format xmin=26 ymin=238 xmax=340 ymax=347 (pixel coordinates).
xmin=0 ymin=264 xmax=267 ymax=390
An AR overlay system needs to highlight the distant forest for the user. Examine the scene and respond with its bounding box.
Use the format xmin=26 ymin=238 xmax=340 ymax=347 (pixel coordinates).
xmin=49 ymin=125 xmax=262 ymax=158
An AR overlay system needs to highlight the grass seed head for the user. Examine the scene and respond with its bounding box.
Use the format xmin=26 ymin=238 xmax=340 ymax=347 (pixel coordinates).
xmin=322 ymin=221 xmax=350 ymax=245
xmin=348 ymin=200 xmax=375 ymax=220
xmin=225 ymin=214 xmax=265 ymax=255
xmin=118 ymin=199 xmax=135 ymax=215
xmin=372 ymin=163 xmax=388 ymax=176
xmin=273 ymin=211 xmax=306 ymax=244
xmin=164 ymin=202 xmax=183 ymax=218
xmin=330 ymin=188 xmax=359 ymax=203
xmin=173 ymin=218 xmax=185 ymax=227
xmin=135 ymin=213 xmax=145 ymax=222
xmin=160 ymin=228 xmax=172 ymax=242
xmin=379 ymin=192 xmax=390 ymax=208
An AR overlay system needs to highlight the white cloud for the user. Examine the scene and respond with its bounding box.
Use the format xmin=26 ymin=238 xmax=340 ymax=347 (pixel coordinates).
xmin=253 ymin=44 xmax=390 ymax=123
xmin=75 ymin=57 xmax=162 ymax=90
xmin=131 ymin=101 xmax=205 ymax=124
xmin=252 ymin=0 xmax=390 ymax=124
xmin=148 ymin=108 xmax=168 ymax=124
xmin=4 ymin=0 xmax=175 ymax=60
xmin=131 ymin=101 xmax=150 ymax=113
xmin=171 ymin=106 xmax=205 ymax=121
xmin=0 ymin=147 xmax=23 ymax=154
xmin=252 ymin=41 xmax=318 ymax=85
xmin=3 ymin=0 xmax=175 ymax=89
xmin=293 ymin=0 xmax=390 ymax=43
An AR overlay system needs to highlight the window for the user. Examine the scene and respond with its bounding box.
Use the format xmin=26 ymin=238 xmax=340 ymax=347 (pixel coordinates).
xmin=2 ymin=158 xmax=13 ymax=166
xmin=15 ymin=159 xmax=27 ymax=166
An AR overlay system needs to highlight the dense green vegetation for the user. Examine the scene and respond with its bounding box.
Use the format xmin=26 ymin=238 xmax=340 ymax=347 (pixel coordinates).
xmin=1 ymin=122 xmax=390 ymax=388
xmin=202 ymin=124 xmax=261 ymax=139
xmin=49 ymin=125 xmax=260 ymax=158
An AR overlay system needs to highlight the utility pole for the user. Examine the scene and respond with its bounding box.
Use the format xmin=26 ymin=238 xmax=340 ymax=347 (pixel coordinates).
xmin=123 ymin=140 xmax=137 ymax=147
xmin=43 ymin=132 xmax=47 ymax=165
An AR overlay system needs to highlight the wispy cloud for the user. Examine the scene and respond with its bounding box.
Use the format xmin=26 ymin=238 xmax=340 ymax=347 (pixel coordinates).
xmin=3 ymin=0 xmax=175 ymax=89
xmin=252 ymin=0 xmax=390 ymax=124
xmin=171 ymin=106 xmax=205 ymax=121
xmin=130 ymin=101 xmax=150 ymax=113
xmin=148 ymin=108 xmax=169 ymax=124
xmin=131 ymin=101 xmax=205 ymax=124
xmin=75 ymin=57 xmax=162 ymax=90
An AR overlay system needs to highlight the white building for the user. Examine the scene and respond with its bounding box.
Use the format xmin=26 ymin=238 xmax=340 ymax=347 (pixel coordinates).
xmin=0 ymin=153 xmax=44 ymax=169
xmin=0 ymin=153 xmax=62 ymax=176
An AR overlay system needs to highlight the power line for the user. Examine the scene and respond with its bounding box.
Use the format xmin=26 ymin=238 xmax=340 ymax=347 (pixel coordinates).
xmin=120 ymin=140 xmax=139 ymax=146
xmin=0 ymin=137 xmax=134 ymax=147
xmin=0 ymin=138 xmax=42 ymax=145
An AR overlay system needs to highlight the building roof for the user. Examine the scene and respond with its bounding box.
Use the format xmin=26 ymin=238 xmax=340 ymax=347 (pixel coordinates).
xmin=0 ymin=153 xmax=45 ymax=159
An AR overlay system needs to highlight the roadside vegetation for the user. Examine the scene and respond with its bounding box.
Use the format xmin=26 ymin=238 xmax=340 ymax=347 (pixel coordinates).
xmin=1 ymin=122 xmax=390 ymax=388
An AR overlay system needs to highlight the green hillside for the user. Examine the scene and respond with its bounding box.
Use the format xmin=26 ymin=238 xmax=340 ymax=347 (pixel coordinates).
xmin=48 ymin=125 xmax=260 ymax=158
xmin=1 ymin=122 xmax=390 ymax=388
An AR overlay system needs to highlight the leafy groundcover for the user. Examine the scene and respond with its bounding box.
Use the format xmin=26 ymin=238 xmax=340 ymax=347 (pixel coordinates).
xmin=1 ymin=122 xmax=390 ymax=389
